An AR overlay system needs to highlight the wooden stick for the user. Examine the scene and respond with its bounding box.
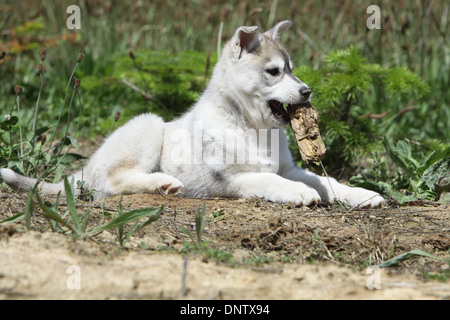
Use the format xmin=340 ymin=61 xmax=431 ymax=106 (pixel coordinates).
xmin=288 ymin=102 xmax=326 ymax=164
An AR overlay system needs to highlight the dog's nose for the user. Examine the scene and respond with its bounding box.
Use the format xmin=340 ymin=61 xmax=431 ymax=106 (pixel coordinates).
xmin=300 ymin=87 xmax=311 ymax=99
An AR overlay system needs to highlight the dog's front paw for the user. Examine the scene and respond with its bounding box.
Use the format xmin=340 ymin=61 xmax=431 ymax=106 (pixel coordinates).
xmin=336 ymin=187 xmax=385 ymax=208
xmin=152 ymin=174 xmax=183 ymax=195
xmin=300 ymin=188 xmax=321 ymax=206
xmin=273 ymin=184 xmax=321 ymax=206
xmin=159 ymin=182 xmax=183 ymax=195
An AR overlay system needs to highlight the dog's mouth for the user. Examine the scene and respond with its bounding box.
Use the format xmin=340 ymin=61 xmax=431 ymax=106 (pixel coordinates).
xmin=268 ymin=100 xmax=293 ymax=124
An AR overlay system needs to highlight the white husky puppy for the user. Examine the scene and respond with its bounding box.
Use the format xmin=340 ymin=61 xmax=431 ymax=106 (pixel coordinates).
xmin=1 ymin=21 xmax=384 ymax=208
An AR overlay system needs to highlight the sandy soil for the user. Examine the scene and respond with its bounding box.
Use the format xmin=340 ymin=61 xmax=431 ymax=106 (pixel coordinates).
xmin=0 ymin=192 xmax=448 ymax=300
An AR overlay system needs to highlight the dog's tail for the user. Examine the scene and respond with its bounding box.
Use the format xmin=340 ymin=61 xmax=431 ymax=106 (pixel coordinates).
xmin=1 ymin=168 xmax=66 ymax=195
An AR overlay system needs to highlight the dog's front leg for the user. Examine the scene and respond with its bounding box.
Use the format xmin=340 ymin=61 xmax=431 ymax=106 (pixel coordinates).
xmin=280 ymin=166 xmax=385 ymax=208
xmin=105 ymin=169 xmax=183 ymax=197
xmin=230 ymin=172 xmax=321 ymax=206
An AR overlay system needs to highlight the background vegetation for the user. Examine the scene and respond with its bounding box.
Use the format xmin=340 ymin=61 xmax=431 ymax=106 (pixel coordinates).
xmin=1 ymin=0 xmax=449 ymax=204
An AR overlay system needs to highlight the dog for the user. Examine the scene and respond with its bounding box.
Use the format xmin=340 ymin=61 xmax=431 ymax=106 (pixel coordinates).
xmin=1 ymin=21 xmax=384 ymax=208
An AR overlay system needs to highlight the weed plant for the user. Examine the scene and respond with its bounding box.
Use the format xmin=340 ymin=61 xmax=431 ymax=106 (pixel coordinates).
xmin=179 ymin=204 xmax=234 ymax=264
xmin=0 ymin=47 xmax=163 ymax=243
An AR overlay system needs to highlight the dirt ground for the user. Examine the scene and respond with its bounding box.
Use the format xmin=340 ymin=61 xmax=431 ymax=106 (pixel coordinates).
xmin=0 ymin=191 xmax=449 ymax=300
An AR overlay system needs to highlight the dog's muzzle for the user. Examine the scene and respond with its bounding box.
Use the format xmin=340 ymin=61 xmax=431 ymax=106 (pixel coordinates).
xmin=269 ymin=86 xmax=311 ymax=124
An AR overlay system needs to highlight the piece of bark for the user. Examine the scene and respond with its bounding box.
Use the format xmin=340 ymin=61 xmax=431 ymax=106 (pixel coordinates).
xmin=288 ymin=102 xmax=326 ymax=164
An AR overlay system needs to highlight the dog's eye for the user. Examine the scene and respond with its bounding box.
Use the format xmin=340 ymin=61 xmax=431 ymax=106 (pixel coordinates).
xmin=266 ymin=68 xmax=280 ymax=76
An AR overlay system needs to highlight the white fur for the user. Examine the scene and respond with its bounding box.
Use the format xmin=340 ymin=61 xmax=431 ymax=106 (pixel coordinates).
xmin=0 ymin=21 xmax=384 ymax=208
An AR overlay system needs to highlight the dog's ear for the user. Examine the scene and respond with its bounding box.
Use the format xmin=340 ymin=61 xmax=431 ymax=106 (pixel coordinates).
xmin=265 ymin=20 xmax=292 ymax=42
xmin=231 ymin=25 xmax=260 ymax=60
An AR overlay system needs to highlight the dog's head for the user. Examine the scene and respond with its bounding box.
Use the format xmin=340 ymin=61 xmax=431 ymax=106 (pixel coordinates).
xmin=217 ymin=21 xmax=310 ymax=128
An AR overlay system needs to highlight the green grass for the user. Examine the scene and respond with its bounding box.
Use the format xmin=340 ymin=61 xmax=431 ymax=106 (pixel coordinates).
xmin=0 ymin=176 xmax=164 ymax=244
xmin=178 ymin=204 xmax=234 ymax=264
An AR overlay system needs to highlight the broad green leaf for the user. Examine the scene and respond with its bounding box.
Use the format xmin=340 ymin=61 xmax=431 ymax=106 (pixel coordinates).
xmin=59 ymin=136 xmax=79 ymax=150
xmin=0 ymin=115 xmax=18 ymax=130
xmin=418 ymin=147 xmax=450 ymax=177
xmin=421 ymin=157 xmax=450 ymax=193
xmin=26 ymin=126 xmax=49 ymax=141
xmin=383 ymin=137 xmax=419 ymax=179
xmin=388 ymin=190 xmax=419 ymax=204
xmin=60 ymin=153 xmax=87 ymax=163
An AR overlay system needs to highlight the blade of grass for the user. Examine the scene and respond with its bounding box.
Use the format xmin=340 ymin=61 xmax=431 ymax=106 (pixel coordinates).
xmin=117 ymin=223 xmax=124 ymax=247
xmin=87 ymin=206 xmax=164 ymax=237
xmin=195 ymin=203 xmax=206 ymax=243
xmin=50 ymin=191 xmax=64 ymax=232
xmin=31 ymin=60 xmax=45 ymax=155
xmin=378 ymin=249 xmax=448 ymax=268
xmin=15 ymin=94 xmax=24 ymax=159
xmin=178 ymin=226 xmax=195 ymax=243
xmin=121 ymin=211 xmax=162 ymax=247
xmin=63 ymin=176 xmax=81 ymax=232
xmin=78 ymin=209 xmax=90 ymax=233
xmin=0 ymin=212 xmax=25 ymax=224
xmin=24 ymin=187 xmax=35 ymax=230
xmin=36 ymin=193 xmax=77 ymax=235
